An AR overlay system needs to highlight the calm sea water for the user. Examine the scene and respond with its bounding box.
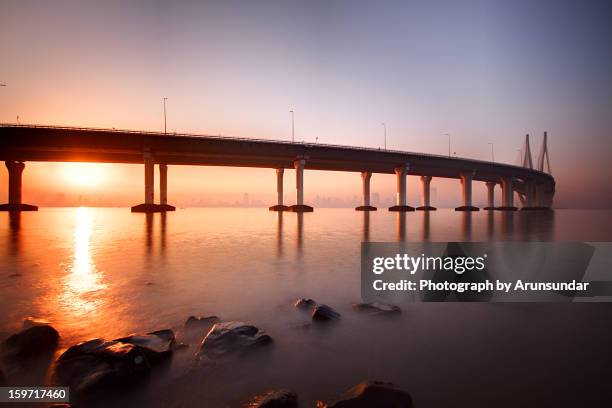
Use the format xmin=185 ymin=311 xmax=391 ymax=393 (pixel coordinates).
xmin=1 ymin=208 xmax=612 ymax=407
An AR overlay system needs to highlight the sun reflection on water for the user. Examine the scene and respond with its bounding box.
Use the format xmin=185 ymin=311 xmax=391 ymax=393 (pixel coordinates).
xmin=60 ymin=207 xmax=108 ymax=317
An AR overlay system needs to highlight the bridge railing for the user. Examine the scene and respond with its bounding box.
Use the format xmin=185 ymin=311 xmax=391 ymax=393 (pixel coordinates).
xmin=0 ymin=123 xmax=551 ymax=177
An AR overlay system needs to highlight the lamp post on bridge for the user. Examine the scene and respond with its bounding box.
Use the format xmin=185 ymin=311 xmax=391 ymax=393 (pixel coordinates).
xmin=488 ymin=142 xmax=495 ymax=162
xmin=289 ymin=110 xmax=295 ymax=143
xmin=381 ymin=122 xmax=387 ymax=150
xmin=163 ymin=97 xmax=168 ymax=135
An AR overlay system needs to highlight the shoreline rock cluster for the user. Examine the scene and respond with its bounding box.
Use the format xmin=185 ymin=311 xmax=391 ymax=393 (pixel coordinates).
xmin=1 ymin=298 xmax=409 ymax=407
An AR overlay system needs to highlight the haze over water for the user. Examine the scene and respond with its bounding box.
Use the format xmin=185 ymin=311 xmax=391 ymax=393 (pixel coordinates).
xmin=1 ymin=208 xmax=612 ymax=407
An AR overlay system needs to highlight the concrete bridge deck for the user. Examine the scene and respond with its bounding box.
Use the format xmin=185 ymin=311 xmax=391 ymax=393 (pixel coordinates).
xmin=0 ymin=124 xmax=555 ymax=212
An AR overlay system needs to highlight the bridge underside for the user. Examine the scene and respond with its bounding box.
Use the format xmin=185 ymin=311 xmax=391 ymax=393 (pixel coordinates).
xmin=0 ymin=126 xmax=555 ymax=212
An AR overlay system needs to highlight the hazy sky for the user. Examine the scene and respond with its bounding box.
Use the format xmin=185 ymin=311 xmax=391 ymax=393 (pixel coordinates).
xmin=1 ymin=0 xmax=611 ymax=207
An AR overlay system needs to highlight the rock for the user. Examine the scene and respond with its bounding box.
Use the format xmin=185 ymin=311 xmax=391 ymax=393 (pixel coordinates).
xmin=57 ymin=330 xmax=175 ymax=399
xmin=22 ymin=317 xmax=51 ymax=329
xmin=312 ymin=305 xmax=341 ymax=322
xmin=185 ymin=315 xmax=220 ymax=329
xmin=294 ymin=298 xmax=316 ymax=309
xmin=114 ymin=329 xmax=176 ymax=363
xmin=56 ymin=338 xmax=151 ymax=397
xmin=246 ymin=389 xmax=298 ymax=408
xmin=197 ymin=321 xmax=272 ymax=359
xmin=352 ymin=302 xmax=401 ymax=316
xmin=318 ymin=380 xmax=413 ymax=408
xmin=0 ymin=368 xmax=6 ymax=386
xmin=3 ymin=324 xmax=59 ymax=358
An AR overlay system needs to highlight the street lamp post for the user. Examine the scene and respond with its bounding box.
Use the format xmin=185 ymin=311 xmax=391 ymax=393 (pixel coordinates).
xmin=163 ymin=97 xmax=168 ymax=135
xmin=381 ymin=122 xmax=387 ymax=150
xmin=488 ymin=142 xmax=494 ymax=162
xmin=289 ymin=110 xmax=295 ymax=143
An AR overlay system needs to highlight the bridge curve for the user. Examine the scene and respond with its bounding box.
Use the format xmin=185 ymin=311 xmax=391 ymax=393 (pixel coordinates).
xmin=0 ymin=124 xmax=554 ymax=212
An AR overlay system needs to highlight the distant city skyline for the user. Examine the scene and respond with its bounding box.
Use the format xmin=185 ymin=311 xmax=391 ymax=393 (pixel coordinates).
xmin=1 ymin=0 xmax=611 ymax=208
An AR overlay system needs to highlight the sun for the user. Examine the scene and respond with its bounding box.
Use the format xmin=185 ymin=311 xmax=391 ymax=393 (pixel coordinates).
xmin=62 ymin=163 xmax=108 ymax=187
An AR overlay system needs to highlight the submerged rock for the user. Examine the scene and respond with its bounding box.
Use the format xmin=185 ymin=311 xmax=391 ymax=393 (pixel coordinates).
xmin=246 ymin=388 xmax=298 ymax=408
xmin=114 ymin=329 xmax=176 ymax=363
xmin=198 ymin=321 xmax=272 ymax=359
xmin=318 ymin=380 xmax=413 ymax=408
xmin=185 ymin=315 xmax=220 ymax=329
xmin=294 ymin=298 xmax=317 ymax=309
xmin=312 ymin=305 xmax=341 ymax=322
xmin=352 ymin=302 xmax=401 ymax=316
xmin=57 ymin=330 xmax=175 ymax=398
xmin=3 ymin=324 xmax=59 ymax=358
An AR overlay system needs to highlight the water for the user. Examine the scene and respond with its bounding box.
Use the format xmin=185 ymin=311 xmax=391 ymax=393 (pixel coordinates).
xmin=1 ymin=208 xmax=612 ymax=407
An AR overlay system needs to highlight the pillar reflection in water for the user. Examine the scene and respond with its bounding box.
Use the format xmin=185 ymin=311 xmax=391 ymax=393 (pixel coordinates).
xmin=396 ymin=212 xmax=406 ymax=241
xmin=362 ymin=211 xmax=370 ymax=242
xmin=8 ymin=211 xmax=21 ymax=255
xmin=296 ymin=212 xmax=304 ymax=255
xmin=61 ymin=207 xmax=107 ymax=317
xmin=500 ymin=211 xmax=515 ymax=237
xmin=486 ymin=210 xmax=495 ymax=240
xmin=160 ymin=212 xmax=167 ymax=252
xmin=276 ymin=211 xmax=284 ymax=257
xmin=145 ymin=213 xmax=154 ymax=251
xmin=420 ymin=211 xmax=431 ymax=241
xmin=461 ymin=212 xmax=473 ymax=241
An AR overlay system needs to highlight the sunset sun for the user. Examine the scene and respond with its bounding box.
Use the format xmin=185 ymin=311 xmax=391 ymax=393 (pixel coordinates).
xmin=62 ymin=163 xmax=108 ymax=187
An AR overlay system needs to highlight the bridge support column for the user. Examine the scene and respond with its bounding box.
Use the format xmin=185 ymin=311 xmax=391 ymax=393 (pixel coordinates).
xmin=497 ymin=176 xmax=517 ymax=211
xmin=0 ymin=161 xmax=38 ymax=211
xmin=484 ymin=181 xmax=496 ymax=210
xmin=132 ymin=152 xmax=170 ymax=212
xmin=269 ymin=168 xmax=289 ymax=211
xmin=455 ymin=172 xmax=479 ymax=211
xmin=522 ymin=181 xmax=551 ymax=210
xmin=289 ymin=159 xmax=313 ymax=212
xmin=389 ymin=164 xmax=414 ymax=211
xmin=356 ymin=171 xmax=377 ymax=211
xmin=416 ymin=175 xmax=436 ymax=210
xmin=158 ymin=164 xmax=175 ymax=211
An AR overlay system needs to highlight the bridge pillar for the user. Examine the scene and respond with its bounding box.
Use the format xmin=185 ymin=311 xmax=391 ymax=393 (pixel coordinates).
xmin=356 ymin=171 xmax=376 ymax=211
xmin=416 ymin=176 xmax=436 ymax=210
xmin=389 ymin=164 xmax=414 ymax=211
xmin=289 ymin=159 xmax=313 ymax=212
xmin=269 ymin=168 xmax=289 ymax=211
xmin=0 ymin=161 xmax=38 ymax=211
xmin=131 ymin=152 xmax=172 ymax=212
xmin=522 ymin=181 xmax=551 ymax=210
xmin=158 ymin=164 xmax=176 ymax=211
xmin=456 ymin=172 xmax=479 ymax=211
xmin=497 ymin=176 xmax=517 ymax=211
xmin=484 ymin=181 xmax=496 ymax=210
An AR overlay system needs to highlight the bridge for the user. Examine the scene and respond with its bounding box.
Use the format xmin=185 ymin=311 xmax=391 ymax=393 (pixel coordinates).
xmin=0 ymin=124 xmax=554 ymax=212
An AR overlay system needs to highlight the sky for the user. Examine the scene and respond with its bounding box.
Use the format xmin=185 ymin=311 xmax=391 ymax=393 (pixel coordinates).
xmin=0 ymin=0 xmax=611 ymax=208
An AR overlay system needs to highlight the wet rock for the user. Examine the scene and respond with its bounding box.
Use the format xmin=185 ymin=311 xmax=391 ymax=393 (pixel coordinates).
xmin=312 ymin=305 xmax=341 ymax=322
xmin=22 ymin=317 xmax=51 ymax=329
xmin=197 ymin=321 xmax=272 ymax=359
xmin=114 ymin=329 xmax=176 ymax=363
xmin=185 ymin=315 xmax=220 ymax=329
xmin=318 ymin=380 xmax=413 ymax=408
xmin=352 ymin=302 xmax=401 ymax=316
xmin=294 ymin=298 xmax=316 ymax=309
xmin=246 ymin=388 xmax=298 ymax=408
xmin=2 ymin=324 xmax=59 ymax=358
xmin=56 ymin=338 xmax=151 ymax=397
